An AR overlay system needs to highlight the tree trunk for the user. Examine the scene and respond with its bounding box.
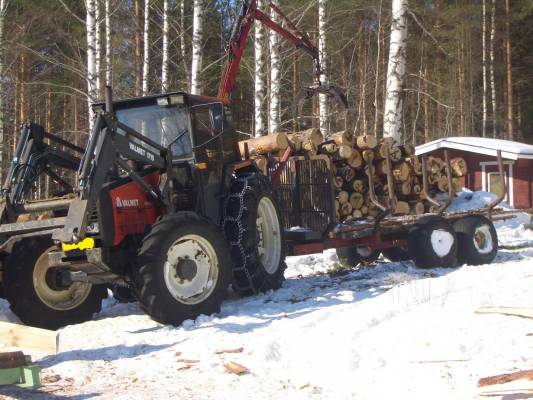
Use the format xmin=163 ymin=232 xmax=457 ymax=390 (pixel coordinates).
xmin=0 ymin=0 xmax=7 ymax=179
xmin=95 ymin=0 xmax=101 ymax=97
xmin=373 ymin=0 xmax=383 ymax=137
xmin=191 ymin=0 xmax=204 ymax=95
xmin=179 ymin=0 xmax=191 ymax=91
xmin=489 ymin=0 xmax=497 ymax=138
xmin=86 ymin=0 xmax=97 ymax=130
xmin=318 ymin=0 xmax=328 ymax=134
xmin=269 ymin=0 xmax=281 ymax=133
xmin=504 ymin=0 xmax=513 ymax=140
xmin=142 ymin=0 xmax=150 ymax=95
xmin=482 ymin=0 xmax=487 ymax=138
xmin=161 ymin=0 xmax=169 ymax=92
xmin=105 ymin=0 xmax=111 ymax=86
xmin=382 ymin=0 xmax=408 ymax=142
xmin=254 ymin=0 xmax=266 ymax=136
xmin=134 ymin=0 xmax=142 ymax=96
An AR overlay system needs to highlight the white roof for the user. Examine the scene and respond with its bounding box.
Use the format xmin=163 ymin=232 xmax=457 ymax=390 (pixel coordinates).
xmin=415 ymin=136 xmax=533 ymax=160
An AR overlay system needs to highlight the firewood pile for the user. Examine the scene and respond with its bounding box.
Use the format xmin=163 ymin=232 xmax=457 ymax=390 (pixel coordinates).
xmin=238 ymin=129 xmax=468 ymax=223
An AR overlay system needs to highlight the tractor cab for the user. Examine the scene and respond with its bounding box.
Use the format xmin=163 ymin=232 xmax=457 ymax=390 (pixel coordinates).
xmin=93 ymin=92 xmax=240 ymax=165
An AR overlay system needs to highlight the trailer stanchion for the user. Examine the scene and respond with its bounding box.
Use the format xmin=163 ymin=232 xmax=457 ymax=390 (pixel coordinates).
xmin=487 ymin=150 xmax=507 ymax=220
xmin=438 ymin=149 xmax=455 ymax=215
xmin=421 ymin=155 xmax=441 ymax=210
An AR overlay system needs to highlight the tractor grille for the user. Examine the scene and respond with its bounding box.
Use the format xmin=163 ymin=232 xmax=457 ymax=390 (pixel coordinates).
xmin=268 ymin=157 xmax=335 ymax=235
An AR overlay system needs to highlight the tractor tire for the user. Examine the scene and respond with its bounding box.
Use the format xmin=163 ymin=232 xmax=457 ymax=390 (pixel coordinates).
xmin=132 ymin=213 xmax=232 ymax=326
xmin=382 ymin=247 xmax=411 ymax=262
xmin=3 ymin=237 xmax=107 ymax=330
xmin=453 ymin=215 xmax=498 ymax=265
xmin=223 ymin=173 xmax=286 ymax=296
xmin=110 ymin=284 xmax=137 ymax=303
xmin=408 ymin=216 xmax=458 ymax=269
xmin=336 ymin=246 xmax=381 ymax=267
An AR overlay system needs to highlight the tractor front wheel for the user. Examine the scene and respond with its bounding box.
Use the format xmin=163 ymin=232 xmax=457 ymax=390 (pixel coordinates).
xmin=3 ymin=237 xmax=107 ymax=330
xmin=132 ymin=213 xmax=232 ymax=326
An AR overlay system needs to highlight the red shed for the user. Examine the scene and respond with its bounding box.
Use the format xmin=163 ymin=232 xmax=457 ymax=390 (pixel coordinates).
xmin=416 ymin=137 xmax=533 ymax=209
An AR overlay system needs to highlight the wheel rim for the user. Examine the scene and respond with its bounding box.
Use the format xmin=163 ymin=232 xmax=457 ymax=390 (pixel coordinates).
xmin=473 ymin=225 xmax=494 ymax=254
xmin=33 ymin=246 xmax=93 ymax=311
xmin=256 ymin=197 xmax=282 ymax=275
xmin=163 ymin=234 xmax=219 ymax=305
xmin=430 ymin=229 xmax=454 ymax=258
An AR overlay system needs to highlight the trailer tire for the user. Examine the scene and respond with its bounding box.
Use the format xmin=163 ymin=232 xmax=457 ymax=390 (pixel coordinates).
xmin=3 ymin=237 xmax=107 ymax=330
xmin=223 ymin=173 xmax=286 ymax=296
xmin=408 ymin=216 xmax=458 ymax=268
xmin=453 ymin=215 xmax=498 ymax=265
xmin=336 ymin=246 xmax=381 ymax=267
xmin=382 ymin=247 xmax=411 ymax=262
xmin=133 ymin=213 xmax=231 ymax=326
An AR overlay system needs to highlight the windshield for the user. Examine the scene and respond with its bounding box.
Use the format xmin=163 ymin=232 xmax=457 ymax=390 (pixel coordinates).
xmin=116 ymin=104 xmax=192 ymax=159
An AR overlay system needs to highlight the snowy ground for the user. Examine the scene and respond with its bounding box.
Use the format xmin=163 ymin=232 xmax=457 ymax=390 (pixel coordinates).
xmin=0 ymin=193 xmax=532 ymax=399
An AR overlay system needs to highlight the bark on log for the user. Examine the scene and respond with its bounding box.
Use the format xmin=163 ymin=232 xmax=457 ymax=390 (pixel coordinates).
xmin=362 ymin=149 xmax=375 ymax=163
xmin=452 ymin=177 xmax=463 ymax=193
xmin=349 ymin=192 xmax=364 ymax=210
xmin=352 ymin=179 xmax=366 ymax=193
xmin=347 ymin=149 xmax=363 ymax=168
xmin=437 ymin=175 xmax=449 ymax=192
xmin=337 ymin=190 xmax=349 ymax=204
xmin=338 ymin=145 xmax=354 ymax=160
xmin=286 ymin=134 xmax=302 ymax=151
xmin=238 ymin=133 xmax=288 ymax=157
xmin=330 ymin=130 xmax=354 ymax=146
xmin=340 ymin=202 xmax=353 ymax=217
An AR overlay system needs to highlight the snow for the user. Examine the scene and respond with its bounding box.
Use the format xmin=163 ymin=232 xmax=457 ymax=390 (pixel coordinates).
xmin=416 ymin=136 xmax=533 ymax=159
xmin=0 ymin=192 xmax=532 ymax=399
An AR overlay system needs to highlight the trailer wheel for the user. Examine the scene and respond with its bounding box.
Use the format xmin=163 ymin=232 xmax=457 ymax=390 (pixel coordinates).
xmin=408 ymin=216 xmax=458 ymax=268
xmin=382 ymin=247 xmax=411 ymax=262
xmin=3 ymin=237 xmax=107 ymax=330
xmin=223 ymin=174 xmax=286 ymax=296
xmin=133 ymin=213 xmax=231 ymax=325
xmin=453 ymin=215 xmax=498 ymax=265
xmin=336 ymin=246 xmax=381 ymax=267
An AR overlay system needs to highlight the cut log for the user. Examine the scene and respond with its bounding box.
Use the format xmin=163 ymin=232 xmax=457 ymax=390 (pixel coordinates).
xmin=355 ymin=134 xmax=378 ymax=150
xmin=412 ymin=183 xmax=421 ymax=195
xmin=401 ymin=143 xmax=415 ymax=156
xmin=321 ymin=142 xmax=338 ymax=154
xmin=394 ymin=201 xmax=410 ymax=215
xmin=330 ymin=130 xmax=354 ymax=146
xmin=224 ymin=361 xmax=249 ymax=375
xmin=362 ymin=149 xmax=375 ymax=163
xmin=340 ymin=202 xmax=353 ymax=217
xmin=437 ymin=175 xmax=449 ymax=192
xmin=406 ymin=156 xmax=422 ymax=175
xmin=338 ymin=145 xmax=354 ymax=160
xmin=238 ymin=133 xmax=288 ymax=157
xmin=337 ymin=190 xmax=349 ymax=204
xmin=450 ymin=157 xmax=468 ymax=177
xmin=360 ymin=205 xmax=369 ymax=215
xmin=427 ymin=156 xmax=444 ymax=174
xmin=452 ymin=177 xmax=463 ymax=193
xmin=333 ymin=176 xmax=344 ymax=189
xmin=428 ymin=172 xmax=441 ymax=185
xmin=347 ymin=150 xmax=363 ymax=168
xmin=286 ymin=134 xmax=303 ymax=151
xmin=349 ymin=192 xmax=364 ymax=210
xmin=352 ymin=209 xmax=363 ymax=219
xmin=252 ymin=156 xmax=268 ymax=175
xmin=337 ymin=166 xmax=355 ymax=182
xmin=397 ymin=179 xmax=412 ymax=196
xmin=352 ymin=179 xmax=366 ymax=193
xmin=392 ymin=162 xmax=411 ymax=182
xmin=412 ymin=201 xmax=425 ymax=215
xmin=0 ymin=321 xmax=58 ymax=355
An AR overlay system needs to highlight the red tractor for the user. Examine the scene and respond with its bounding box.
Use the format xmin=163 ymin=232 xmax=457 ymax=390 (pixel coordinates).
xmin=0 ymin=0 xmax=347 ymax=329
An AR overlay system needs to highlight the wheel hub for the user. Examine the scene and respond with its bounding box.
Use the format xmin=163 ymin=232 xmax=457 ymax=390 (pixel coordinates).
xmin=256 ymin=197 xmax=281 ymax=275
xmin=164 ymin=234 xmax=219 ymax=305
xmin=473 ymin=225 xmax=493 ymax=254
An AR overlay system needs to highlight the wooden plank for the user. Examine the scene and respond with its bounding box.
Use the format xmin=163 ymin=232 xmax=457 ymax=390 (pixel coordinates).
xmin=0 ymin=321 xmax=58 ymax=355
xmin=475 ymin=307 xmax=533 ymax=320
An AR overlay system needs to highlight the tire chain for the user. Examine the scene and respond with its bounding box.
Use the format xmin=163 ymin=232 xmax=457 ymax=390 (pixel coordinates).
xmin=222 ymin=174 xmax=261 ymax=294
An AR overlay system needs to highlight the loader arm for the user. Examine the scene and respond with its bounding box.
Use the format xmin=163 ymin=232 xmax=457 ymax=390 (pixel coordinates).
xmin=217 ymin=0 xmax=347 ymax=111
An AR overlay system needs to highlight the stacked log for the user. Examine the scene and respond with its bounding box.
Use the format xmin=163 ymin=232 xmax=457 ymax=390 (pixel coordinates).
xmin=238 ymin=129 xmax=467 ymax=223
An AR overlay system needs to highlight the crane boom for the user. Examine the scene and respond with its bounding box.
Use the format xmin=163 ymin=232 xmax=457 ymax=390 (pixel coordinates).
xmin=217 ymin=0 xmax=347 ymax=112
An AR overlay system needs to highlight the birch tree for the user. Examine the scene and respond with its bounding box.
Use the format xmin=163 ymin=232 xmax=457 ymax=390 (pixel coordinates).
xmin=135 ymin=0 xmax=142 ymax=96
xmin=269 ymin=0 xmax=281 ymax=133
xmin=254 ymin=0 xmax=266 ymax=136
xmin=504 ymin=0 xmax=513 ymax=140
xmin=161 ymin=0 xmax=169 ymax=92
xmin=382 ymin=0 xmax=408 ymax=142
xmin=489 ymin=0 xmax=497 ymax=137
xmin=105 ymin=0 xmax=111 ymax=86
xmin=0 ymin=0 xmax=7 ymax=178
xmin=317 ymin=0 xmax=329 ymax=134
xmin=191 ymin=0 xmax=204 ymax=95
xmin=142 ymin=0 xmax=150 ymax=95
xmin=86 ymin=0 xmax=97 ymax=130
xmin=482 ymin=0 xmax=488 ymax=137
xmin=95 ymin=0 xmax=101 ymax=97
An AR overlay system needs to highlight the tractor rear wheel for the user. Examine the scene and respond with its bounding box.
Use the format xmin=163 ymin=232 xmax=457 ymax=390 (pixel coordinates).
xmin=3 ymin=237 xmax=107 ymax=330
xmin=133 ymin=213 xmax=231 ymax=325
xmin=223 ymin=173 xmax=286 ymax=296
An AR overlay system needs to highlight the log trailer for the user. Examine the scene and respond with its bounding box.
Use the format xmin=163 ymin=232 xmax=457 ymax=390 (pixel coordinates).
xmin=0 ymin=0 xmax=511 ymax=330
